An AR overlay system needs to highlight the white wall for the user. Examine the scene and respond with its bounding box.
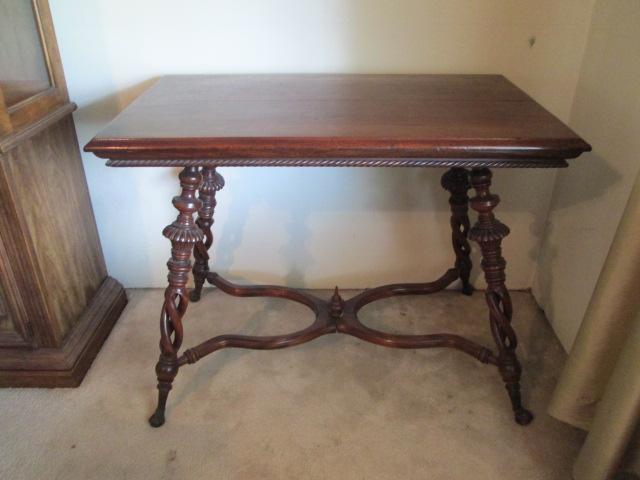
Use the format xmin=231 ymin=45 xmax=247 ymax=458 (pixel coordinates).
xmin=533 ymin=0 xmax=640 ymax=351
xmin=49 ymin=0 xmax=594 ymax=289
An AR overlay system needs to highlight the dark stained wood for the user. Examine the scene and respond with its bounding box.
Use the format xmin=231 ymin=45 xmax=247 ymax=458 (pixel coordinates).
xmin=441 ymin=167 xmax=474 ymax=295
xmin=0 ymin=0 xmax=127 ymax=386
xmin=85 ymin=75 xmax=592 ymax=427
xmin=468 ymin=168 xmax=533 ymax=425
xmin=146 ymin=166 xmax=534 ymax=428
xmin=149 ymin=167 xmax=204 ymax=427
xmin=180 ymin=269 xmax=497 ymax=367
xmin=85 ymin=75 xmax=591 ymax=166
xmin=190 ymin=167 xmax=224 ymax=302
xmin=339 ymin=271 xmax=497 ymax=364
xmin=179 ymin=274 xmax=332 ymax=367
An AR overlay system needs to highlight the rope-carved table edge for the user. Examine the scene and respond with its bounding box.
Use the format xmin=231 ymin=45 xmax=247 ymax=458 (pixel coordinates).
xmin=134 ymin=162 xmax=537 ymax=428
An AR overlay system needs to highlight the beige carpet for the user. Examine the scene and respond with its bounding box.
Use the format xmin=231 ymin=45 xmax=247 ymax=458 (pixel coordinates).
xmin=0 ymin=288 xmax=584 ymax=479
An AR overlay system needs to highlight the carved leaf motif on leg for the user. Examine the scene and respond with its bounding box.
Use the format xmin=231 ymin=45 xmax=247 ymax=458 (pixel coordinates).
xmin=191 ymin=167 xmax=225 ymax=302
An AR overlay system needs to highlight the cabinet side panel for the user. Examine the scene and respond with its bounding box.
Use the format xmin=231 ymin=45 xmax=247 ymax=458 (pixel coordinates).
xmin=3 ymin=114 xmax=106 ymax=340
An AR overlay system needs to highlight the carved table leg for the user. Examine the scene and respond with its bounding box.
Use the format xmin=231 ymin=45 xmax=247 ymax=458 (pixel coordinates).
xmin=149 ymin=167 xmax=203 ymax=428
xmin=441 ymin=168 xmax=473 ymax=295
xmin=468 ymin=168 xmax=533 ymax=426
xmin=190 ymin=167 xmax=225 ymax=302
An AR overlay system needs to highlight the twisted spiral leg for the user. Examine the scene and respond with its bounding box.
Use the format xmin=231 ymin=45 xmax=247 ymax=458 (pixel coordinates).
xmin=190 ymin=167 xmax=225 ymax=302
xmin=441 ymin=168 xmax=473 ymax=295
xmin=150 ymin=167 xmax=203 ymax=427
xmin=469 ymin=168 xmax=533 ymax=426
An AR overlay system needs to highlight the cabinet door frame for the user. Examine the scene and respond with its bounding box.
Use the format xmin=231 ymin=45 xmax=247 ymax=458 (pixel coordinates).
xmin=0 ymin=0 xmax=72 ymax=147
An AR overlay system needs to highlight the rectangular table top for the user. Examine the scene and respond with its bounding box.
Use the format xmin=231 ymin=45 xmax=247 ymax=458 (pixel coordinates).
xmin=85 ymin=74 xmax=591 ymax=168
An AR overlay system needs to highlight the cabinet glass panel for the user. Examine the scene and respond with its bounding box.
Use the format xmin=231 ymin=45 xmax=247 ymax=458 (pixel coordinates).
xmin=0 ymin=0 xmax=52 ymax=107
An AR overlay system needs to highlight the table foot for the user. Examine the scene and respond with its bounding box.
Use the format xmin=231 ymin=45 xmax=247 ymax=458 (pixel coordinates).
xmin=150 ymin=357 xmax=177 ymax=428
xmin=461 ymin=284 xmax=474 ymax=296
xmin=514 ymin=408 xmax=534 ymax=426
xmin=149 ymin=408 xmax=166 ymax=428
xmin=188 ymin=289 xmax=202 ymax=302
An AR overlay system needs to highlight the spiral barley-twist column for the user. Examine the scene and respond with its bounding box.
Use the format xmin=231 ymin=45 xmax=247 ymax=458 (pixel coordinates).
xmin=469 ymin=168 xmax=533 ymax=425
xmin=190 ymin=167 xmax=225 ymax=302
xmin=149 ymin=167 xmax=203 ymax=427
xmin=441 ymin=167 xmax=473 ymax=295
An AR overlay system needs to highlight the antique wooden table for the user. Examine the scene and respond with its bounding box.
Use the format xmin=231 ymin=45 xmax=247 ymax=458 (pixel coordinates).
xmin=85 ymin=75 xmax=590 ymax=428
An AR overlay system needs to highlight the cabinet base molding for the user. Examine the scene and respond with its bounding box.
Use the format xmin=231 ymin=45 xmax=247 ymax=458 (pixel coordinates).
xmin=0 ymin=277 xmax=127 ymax=387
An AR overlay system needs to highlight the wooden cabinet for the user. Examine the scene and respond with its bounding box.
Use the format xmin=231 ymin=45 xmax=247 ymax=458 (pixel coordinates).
xmin=0 ymin=282 xmax=18 ymax=339
xmin=0 ymin=0 xmax=127 ymax=386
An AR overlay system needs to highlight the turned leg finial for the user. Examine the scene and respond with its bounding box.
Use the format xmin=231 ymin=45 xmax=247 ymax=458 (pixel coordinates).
xmin=329 ymin=286 xmax=345 ymax=324
xmin=468 ymin=168 xmax=533 ymax=426
xmin=150 ymin=167 xmax=203 ymax=428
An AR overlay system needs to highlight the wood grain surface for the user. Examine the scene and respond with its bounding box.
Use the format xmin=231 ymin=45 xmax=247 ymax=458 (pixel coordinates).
xmin=85 ymin=75 xmax=591 ymax=166
xmin=0 ymin=0 xmax=126 ymax=387
xmin=3 ymin=116 xmax=106 ymax=343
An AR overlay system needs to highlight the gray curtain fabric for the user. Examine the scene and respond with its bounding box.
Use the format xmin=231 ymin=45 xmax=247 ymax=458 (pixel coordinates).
xmin=547 ymin=170 xmax=640 ymax=479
